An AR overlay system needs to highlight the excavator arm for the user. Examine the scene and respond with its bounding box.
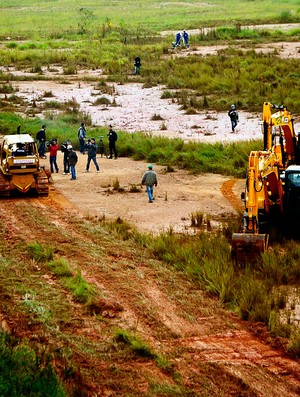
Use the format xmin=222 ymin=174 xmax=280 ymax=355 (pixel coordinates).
xmin=232 ymin=102 xmax=299 ymax=264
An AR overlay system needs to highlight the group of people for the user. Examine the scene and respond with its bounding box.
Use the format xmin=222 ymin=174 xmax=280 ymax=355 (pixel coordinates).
xmin=36 ymin=123 xmax=119 ymax=182
xmin=172 ymin=30 xmax=189 ymax=49
xmin=36 ymin=101 xmax=237 ymax=200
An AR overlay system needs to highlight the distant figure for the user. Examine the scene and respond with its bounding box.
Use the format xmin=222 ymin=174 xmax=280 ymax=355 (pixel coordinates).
xmin=182 ymin=30 xmax=189 ymax=47
xmin=48 ymin=139 xmax=59 ymax=173
xmin=141 ymin=164 xmax=158 ymax=203
xmin=99 ymin=136 xmax=105 ymax=157
xmin=67 ymin=145 xmax=78 ymax=180
xmin=85 ymin=138 xmax=100 ymax=173
xmin=78 ymin=122 xmax=87 ymax=154
xmin=61 ymin=140 xmax=70 ymax=174
xmin=134 ymin=56 xmax=141 ymax=75
xmin=36 ymin=124 xmax=47 ymax=158
xmin=228 ymin=104 xmax=239 ymax=133
xmin=172 ymin=32 xmax=182 ymax=48
xmin=107 ymin=125 xmax=118 ymax=159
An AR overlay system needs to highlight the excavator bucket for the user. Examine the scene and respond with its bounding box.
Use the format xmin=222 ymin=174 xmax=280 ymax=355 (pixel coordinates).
xmin=231 ymin=233 xmax=269 ymax=264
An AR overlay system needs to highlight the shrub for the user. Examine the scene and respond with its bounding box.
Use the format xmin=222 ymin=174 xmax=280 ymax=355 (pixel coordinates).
xmin=0 ymin=332 xmax=65 ymax=396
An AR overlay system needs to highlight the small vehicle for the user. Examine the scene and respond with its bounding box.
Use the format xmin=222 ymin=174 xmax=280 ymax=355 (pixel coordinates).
xmin=232 ymin=102 xmax=300 ymax=263
xmin=0 ymin=133 xmax=49 ymax=197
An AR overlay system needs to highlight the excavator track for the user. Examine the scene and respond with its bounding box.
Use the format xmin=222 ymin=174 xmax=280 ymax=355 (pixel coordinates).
xmin=36 ymin=170 xmax=49 ymax=196
xmin=0 ymin=172 xmax=10 ymax=197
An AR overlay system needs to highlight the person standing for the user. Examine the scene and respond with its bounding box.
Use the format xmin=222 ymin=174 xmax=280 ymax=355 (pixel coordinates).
xmin=48 ymin=139 xmax=59 ymax=173
xmin=172 ymin=32 xmax=182 ymax=48
xmin=134 ymin=56 xmax=141 ymax=75
xmin=107 ymin=125 xmax=118 ymax=159
xmin=141 ymin=164 xmax=158 ymax=203
xmin=182 ymin=30 xmax=189 ymax=48
xmin=228 ymin=104 xmax=239 ymax=133
xmin=78 ymin=122 xmax=87 ymax=154
xmin=67 ymin=145 xmax=78 ymax=180
xmin=36 ymin=124 xmax=47 ymax=158
xmin=85 ymin=138 xmax=100 ymax=173
xmin=61 ymin=140 xmax=70 ymax=174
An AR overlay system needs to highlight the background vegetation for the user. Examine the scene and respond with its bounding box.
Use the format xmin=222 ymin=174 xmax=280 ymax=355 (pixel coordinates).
xmin=0 ymin=0 xmax=299 ymax=37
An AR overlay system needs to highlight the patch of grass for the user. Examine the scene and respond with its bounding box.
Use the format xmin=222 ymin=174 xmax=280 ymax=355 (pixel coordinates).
xmin=0 ymin=84 xmax=14 ymax=94
xmin=114 ymin=329 xmax=156 ymax=359
xmin=93 ymin=96 xmax=111 ymax=106
xmin=27 ymin=242 xmax=54 ymax=263
xmin=151 ymin=113 xmax=164 ymax=121
xmin=129 ymin=183 xmax=141 ymax=193
xmin=190 ymin=211 xmax=204 ymax=227
xmin=65 ymin=270 xmax=98 ymax=304
xmin=286 ymin=330 xmax=300 ymax=358
xmin=112 ymin=177 xmax=120 ymax=190
xmin=48 ymin=258 xmax=73 ymax=277
xmin=0 ymin=332 xmax=65 ymax=397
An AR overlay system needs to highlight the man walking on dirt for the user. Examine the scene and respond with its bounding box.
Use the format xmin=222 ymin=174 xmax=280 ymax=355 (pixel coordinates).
xmin=36 ymin=124 xmax=47 ymax=158
xmin=141 ymin=164 xmax=158 ymax=203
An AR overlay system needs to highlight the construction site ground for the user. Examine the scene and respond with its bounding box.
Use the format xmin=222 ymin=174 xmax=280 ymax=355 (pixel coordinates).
xmin=0 ymin=39 xmax=300 ymax=395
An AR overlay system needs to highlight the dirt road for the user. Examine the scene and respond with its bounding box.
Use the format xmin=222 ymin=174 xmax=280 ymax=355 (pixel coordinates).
xmin=1 ymin=170 xmax=300 ymax=395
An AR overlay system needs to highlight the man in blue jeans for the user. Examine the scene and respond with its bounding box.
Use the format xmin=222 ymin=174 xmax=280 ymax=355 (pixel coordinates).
xmin=228 ymin=104 xmax=239 ymax=133
xmin=85 ymin=138 xmax=100 ymax=172
xmin=141 ymin=164 xmax=158 ymax=203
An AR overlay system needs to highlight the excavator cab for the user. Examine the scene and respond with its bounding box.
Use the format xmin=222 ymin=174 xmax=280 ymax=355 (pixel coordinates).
xmin=284 ymin=165 xmax=300 ymax=217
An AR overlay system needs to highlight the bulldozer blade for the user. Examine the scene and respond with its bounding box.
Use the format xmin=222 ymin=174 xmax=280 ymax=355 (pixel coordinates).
xmin=231 ymin=233 xmax=269 ymax=264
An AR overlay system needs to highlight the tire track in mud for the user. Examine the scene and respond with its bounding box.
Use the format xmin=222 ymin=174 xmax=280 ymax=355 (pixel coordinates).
xmin=1 ymin=191 xmax=300 ymax=396
xmin=221 ymin=178 xmax=244 ymax=212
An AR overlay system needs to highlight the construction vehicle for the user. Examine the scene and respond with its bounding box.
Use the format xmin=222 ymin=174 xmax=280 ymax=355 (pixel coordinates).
xmin=0 ymin=133 xmax=49 ymax=197
xmin=232 ymin=102 xmax=300 ymax=263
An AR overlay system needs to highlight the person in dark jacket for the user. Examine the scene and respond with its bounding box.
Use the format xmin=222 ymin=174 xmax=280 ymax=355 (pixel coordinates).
xmin=78 ymin=122 xmax=87 ymax=154
xmin=61 ymin=140 xmax=70 ymax=174
xmin=228 ymin=104 xmax=239 ymax=133
xmin=67 ymin=145 xmax=78 ymax=180
xmin=141 ymin=164 xmax=158 ymax=203
xmin=85 ymin=138 xmax=100 ymax=172
xmin=107 ymin=125 xmax=118 ymax=159
xmin=134 ymin=56 xmax=141 ymax=75
xmin=36 ymin=125 xmax=47 ymax=158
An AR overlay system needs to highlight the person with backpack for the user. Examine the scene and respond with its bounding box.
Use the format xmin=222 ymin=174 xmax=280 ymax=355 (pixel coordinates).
xmin=107 ymin=125 xmax=118 ymax=159
xmin=78 ymin=122 xmax=87 ymax=154
xmin=228 ymin=104 xmax=239 ymax=133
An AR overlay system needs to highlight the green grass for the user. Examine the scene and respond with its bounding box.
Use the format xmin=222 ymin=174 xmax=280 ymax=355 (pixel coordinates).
xmin=0 ymin=332 xmax=65 ymax=396
xmin=0 ymin=0 xmax=299 ymax=38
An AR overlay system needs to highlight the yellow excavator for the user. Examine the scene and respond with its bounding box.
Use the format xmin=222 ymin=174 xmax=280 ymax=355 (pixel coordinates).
xmin=232 ymin=102 xmax=300 ymax=263
xmin=0 ymin=133 xmax=49 ymax=197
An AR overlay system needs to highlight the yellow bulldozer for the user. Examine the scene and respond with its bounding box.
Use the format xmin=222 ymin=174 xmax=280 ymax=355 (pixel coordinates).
xmin=232 ymin=102 xmax=300 ymax=263
xmin=0 ymin=133 xmax=49 ymax=197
